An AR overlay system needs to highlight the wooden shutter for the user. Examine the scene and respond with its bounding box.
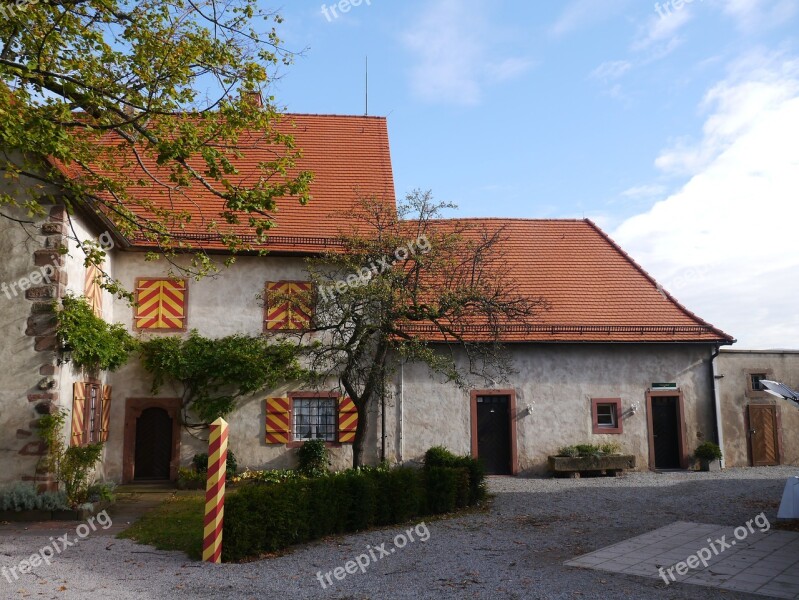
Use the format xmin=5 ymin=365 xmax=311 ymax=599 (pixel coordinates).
xmin=99 ymin=385 xmax=112 ymax=442
xmin=84 ymin=263 xmax=103 ymax=317
xmin=265 ymin=282 xmax=312 ymax=331
xmin=265 ymin=397 xmax=291 ymax=444
xmin=338 ymin=397 xmax=358 ymax=443
xmin=135 ymin=278 xmax=187 ymax=330
xmin=71 ymin=383 xmax=87 ymax=447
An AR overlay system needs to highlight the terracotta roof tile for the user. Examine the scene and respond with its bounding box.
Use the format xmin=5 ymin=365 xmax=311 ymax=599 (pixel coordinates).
xmin=402 ymin=218 xmax=734 ymax=344
xmin=52 ymin=114 xmax=396 ymax=253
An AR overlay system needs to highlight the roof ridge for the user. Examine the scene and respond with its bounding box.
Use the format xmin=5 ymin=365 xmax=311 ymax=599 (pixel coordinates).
xmin=407 ymin=217 xmax=590 ymax=224
xmin=583 ymin=219 xmax=735 ymax=344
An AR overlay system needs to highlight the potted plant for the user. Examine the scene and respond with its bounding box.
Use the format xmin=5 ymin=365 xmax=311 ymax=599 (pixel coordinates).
xmin=694 ymin=441 xmax=723 ymax=472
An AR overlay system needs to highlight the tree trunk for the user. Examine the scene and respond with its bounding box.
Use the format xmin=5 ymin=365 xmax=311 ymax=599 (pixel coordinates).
xmin=351 ymin=403 xmax=368 ymax=468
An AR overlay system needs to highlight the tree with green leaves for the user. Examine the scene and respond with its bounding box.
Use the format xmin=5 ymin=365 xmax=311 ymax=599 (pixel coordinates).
xmin=139 ymin=330 xmax=304 ymax=428
xmin=297 ymin=191 xmax=548 ymax=467
xmin=0 ymin=0 xmax=311 ymax=288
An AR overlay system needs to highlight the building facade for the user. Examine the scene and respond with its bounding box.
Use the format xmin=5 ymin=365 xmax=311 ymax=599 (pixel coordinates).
xmin=0 ymin=114 xmax=739 ymax=486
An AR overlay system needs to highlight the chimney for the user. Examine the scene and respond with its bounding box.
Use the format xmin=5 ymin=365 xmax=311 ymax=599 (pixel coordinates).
xmin=242 ymin=90 xmax=263 ymax=109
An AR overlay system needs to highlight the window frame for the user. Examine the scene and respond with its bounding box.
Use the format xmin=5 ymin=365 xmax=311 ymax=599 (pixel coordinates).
xmin=286 ymin=392 xmax=343 ymax=449
xmin=591 ymin=398 xmax=623 ymax=434
xmin=75 ymin=380 xmax=103 ymax=447
xmin=133 ymin=277 xmax=189 ymax=333
xmin=745 ymin=369 xmax=773 ymax=399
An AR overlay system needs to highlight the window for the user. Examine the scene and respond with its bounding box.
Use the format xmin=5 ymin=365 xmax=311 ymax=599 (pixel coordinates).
xmin=751 ymin=374 xmax=767 ymax=391
xmin=134 ymin=278 xmax=187 ymax=331
xmin=264 ymin=281 xmax=313 ymax=331
xmin=292 ymin=397 xmax=337 ymax=442
xmin=71 ymin=382 xmax=112 ymax=446
xmin=746 ymin=370 xmax=773 ymax=398
xmin=591 ymin=398 xmax=623 ymax=434
xmin=265 ymin=395 xmax=358 ymax=445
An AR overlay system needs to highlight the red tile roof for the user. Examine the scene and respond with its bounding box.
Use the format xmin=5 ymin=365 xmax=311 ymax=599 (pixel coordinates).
xmin=401 ymin=218 xmax=734 ymax=344
xmin=52 ymin=114 xmax=396 ymax=254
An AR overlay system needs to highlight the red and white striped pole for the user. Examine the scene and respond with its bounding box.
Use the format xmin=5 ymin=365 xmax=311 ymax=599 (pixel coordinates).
xmin=202 ymin=417 xmax=229 ymax=563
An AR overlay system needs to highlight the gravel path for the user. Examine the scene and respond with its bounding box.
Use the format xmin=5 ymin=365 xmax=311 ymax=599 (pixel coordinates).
xmin=1 ymin=466 xmax=796 ymax=599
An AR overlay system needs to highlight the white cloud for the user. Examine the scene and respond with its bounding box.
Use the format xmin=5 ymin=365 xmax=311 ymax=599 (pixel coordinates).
xmin=402 ymin=0 xmax=532 ymax=106
xmin=720 ymin=0 xmax=798 ymax=31
xmin=621 ymin=184 xmax=668 ymax=199
xmin=613 ymin=54 xmax=799 ymax=348
xmin=550 ymin=0 xmax=633 ymax=37
xmin=591 ymin=60 xmax=633 ymax=81
xmin=633 ymin=7 xmax=693 ymax=52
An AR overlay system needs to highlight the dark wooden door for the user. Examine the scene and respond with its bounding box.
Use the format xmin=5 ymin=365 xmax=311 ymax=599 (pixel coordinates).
xmin=749 ymin=404 xmax=779 ymax=466
xmin=652 ymin=396 xmax=681 ymax=469
xmin=476 ymin=395 xmax=511 ymax=475
xmin=134 ymin=407 xmax=173 ymax=480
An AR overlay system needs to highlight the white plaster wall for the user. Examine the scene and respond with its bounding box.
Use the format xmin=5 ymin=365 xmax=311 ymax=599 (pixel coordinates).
xmin=105 ymin=253 xmax=357 ymax=479
xmin=718 ymin=350 xmax=799 ymax=467
xmin=392 ymin=343 xmax=717 ymax=474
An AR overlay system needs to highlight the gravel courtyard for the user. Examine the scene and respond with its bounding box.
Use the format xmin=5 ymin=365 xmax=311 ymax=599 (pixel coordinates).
xmin=1 ymin=466 xmax=797 ymax=599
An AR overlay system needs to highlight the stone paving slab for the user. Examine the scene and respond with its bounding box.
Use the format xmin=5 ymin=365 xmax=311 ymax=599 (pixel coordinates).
xmin=565 ymin=521 xmax=799 ymax=599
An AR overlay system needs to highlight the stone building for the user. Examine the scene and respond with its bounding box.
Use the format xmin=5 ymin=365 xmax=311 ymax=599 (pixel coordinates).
xmin=0 ymin=113 xmax=737 ymax=485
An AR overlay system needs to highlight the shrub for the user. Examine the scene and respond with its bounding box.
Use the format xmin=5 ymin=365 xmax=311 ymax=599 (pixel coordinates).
xmin=599 ymin=442 xmax=622 ymax=455
xmin=423 ymin=446 xmax=486 ymax=504
xmin=296 ymin=439 xmax=329 ymax=478
xmin=223 ymin=456 xmax=484 ymax=562
xmin=557 ymin=443 xmax=624 ymax=458
xmin=87 ymin=482 xmax=116 ymax=503
xmin=694 ymin=441 xmax=723 ymax=461
xmin=230 ymin=469 xmax=299 ymax=484
xmin=192 ymin=450 xmax=237 ymax=479
xmin=0 ymin=483 xmax=68 ymax=512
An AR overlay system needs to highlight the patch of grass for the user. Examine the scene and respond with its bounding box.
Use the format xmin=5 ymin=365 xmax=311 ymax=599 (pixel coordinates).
xmin=118 ymin=492 xmax=205 ymax=559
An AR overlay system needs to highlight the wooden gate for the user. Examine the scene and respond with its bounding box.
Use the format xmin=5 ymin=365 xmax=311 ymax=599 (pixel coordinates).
xmin=748 ymin=404 xmax=780 ymax=466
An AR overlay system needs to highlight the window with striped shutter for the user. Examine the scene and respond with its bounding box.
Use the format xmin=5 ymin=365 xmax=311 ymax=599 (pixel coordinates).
xmin=71 ymin=382 xmax=87 ymax=447
xmin=264 ymin=281 xmax=312 ymax=331
xmin=99 ymin=385 xmax=112 ymax=442
xmin=135 ymin=278 xmax=187 ymax=331
xmin=338 ymin=397 xmax=358 ymax=444
xmin=265 ymin=397 xmax=291 ymax=444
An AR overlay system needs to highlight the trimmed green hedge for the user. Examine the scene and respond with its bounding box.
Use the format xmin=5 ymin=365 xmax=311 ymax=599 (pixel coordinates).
xmin=223 ymin=452 xmax=484 ymax=562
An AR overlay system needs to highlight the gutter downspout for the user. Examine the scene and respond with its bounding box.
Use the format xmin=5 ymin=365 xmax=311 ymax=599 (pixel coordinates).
xmin=711 ymin=345 xmax=726 ymax=469
xmin=398 ymin=361 xmax=404 ymax=464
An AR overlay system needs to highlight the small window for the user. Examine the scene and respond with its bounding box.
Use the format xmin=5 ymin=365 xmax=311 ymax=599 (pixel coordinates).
xmin=592 ymin=398 xmax=623 ymax=434
xmin=751 ymin=374 xmax=767 ymax=392
xmin=746 ymin=370 xmax=773 ymax=398
xmin=292 ymin=397 xmax=336 ymax=442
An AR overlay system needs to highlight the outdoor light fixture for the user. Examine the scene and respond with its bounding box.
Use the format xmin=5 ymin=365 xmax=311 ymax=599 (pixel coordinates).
xmin=56 ymin=340 xmax=73 ymax=366
xmin=629 ymin=402 xmax=640 ymax=415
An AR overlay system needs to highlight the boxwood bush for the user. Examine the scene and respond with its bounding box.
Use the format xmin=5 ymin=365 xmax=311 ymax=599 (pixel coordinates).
xmin=423 ymin=446 xmax=486 ymax=505
xmin=222 ymin=454 xmax=484 ymax=562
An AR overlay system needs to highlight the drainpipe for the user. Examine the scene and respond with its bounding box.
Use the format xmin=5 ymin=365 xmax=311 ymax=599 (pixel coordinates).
xmin=399 ymin=361 xmax=404 ymax=464
xmin=710 ymin=345 xmax=726 ymax=469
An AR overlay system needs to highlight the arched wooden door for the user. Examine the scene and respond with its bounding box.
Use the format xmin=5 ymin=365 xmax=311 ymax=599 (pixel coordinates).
xmin=123 ymin=398 xmax=182 ymax=483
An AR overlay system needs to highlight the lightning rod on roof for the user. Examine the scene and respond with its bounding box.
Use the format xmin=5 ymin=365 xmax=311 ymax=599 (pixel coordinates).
xmin=365 ymin=56 xmax=369 ymax=116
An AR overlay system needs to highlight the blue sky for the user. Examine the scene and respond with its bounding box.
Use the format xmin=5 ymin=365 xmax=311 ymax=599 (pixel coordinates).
xmin=267 ymin=0 xmax=799 ymax=349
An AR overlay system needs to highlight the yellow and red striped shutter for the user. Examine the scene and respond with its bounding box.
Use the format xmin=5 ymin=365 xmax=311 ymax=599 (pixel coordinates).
xmin=135 ymin=278 xmax=187 ymax=330
xmin=84 ymin=263 xmax=103 ymax=317
xmin=99 ymin=385 xmax=112 ymax=442
xmin=265 ymin=281 xmax=312 ymax=331
xmin=71 ymin=383 xmax=86 ymax=447
xmin=338 ymin=397 xmax=358 ymax=443
xmin=265 ymin=397 xmax=291 ymax=444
